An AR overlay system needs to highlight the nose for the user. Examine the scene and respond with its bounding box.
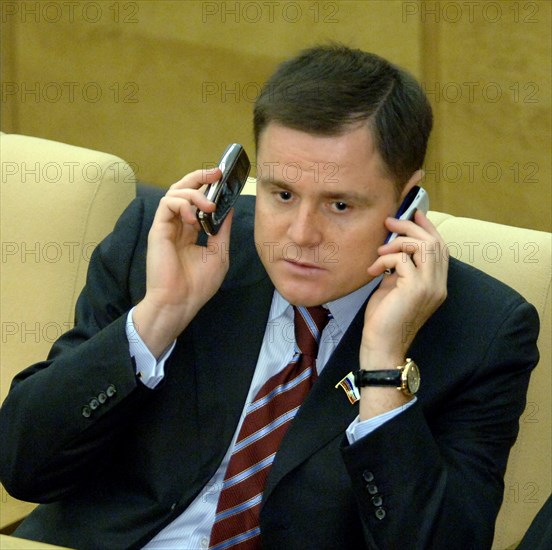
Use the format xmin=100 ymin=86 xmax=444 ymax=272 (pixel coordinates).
xmin=286 ymin=203 xmax=323 ymax=248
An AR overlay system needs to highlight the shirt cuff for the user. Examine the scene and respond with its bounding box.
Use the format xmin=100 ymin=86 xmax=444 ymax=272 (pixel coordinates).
xmin=345 ymin=397 xmax=417 ymax=444
xmin=126 ymin=307 xmax=176 ymax=389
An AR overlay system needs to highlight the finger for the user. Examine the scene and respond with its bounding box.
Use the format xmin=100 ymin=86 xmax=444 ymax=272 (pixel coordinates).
xmin=383 ymin=210 xmax=444 ymax=245
xmin=380 ymin=236 xmax=423 ymax=257
xmin=170 ymin=168 xmax=222 ymax=191
xmin=379 ymin=237 xmax=449 ymax=284
xmin=154 ymin=195 xmax=203 ymax=226
xmin=377 ymin=236 xmax=425 ymax=275
xmin=383 ymin=218 xmax=428 ymax=246
xmin=413 ymin=210 xmax=445 ymax=242
xmin=165 ymin=187 xmax=217 ymax=214
xmin=367 ymin=251 xmax=417 ymax=278
xmin=380 ymin=224 xmax=444 ymax=264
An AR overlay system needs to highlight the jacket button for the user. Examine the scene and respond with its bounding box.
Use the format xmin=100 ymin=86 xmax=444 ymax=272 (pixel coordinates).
xmin=371 ymin=495 xmax=383 ymax=507
xmin=106 ymin=384 xmax=117 ymax=397
xmin=82 ymin=406 xmax=92 ymax=418
xmin=362 ymin=470 xmax=374 ymax=483
xmin=375 ymin=507 xmax=386 ymax=520
xmin=89 ymin=398 xmax=100 ymax=410
xmin=366 ymin=483 xmax=378 ymax=495
xmin=98 ymin=392 xmax=107 ymax=404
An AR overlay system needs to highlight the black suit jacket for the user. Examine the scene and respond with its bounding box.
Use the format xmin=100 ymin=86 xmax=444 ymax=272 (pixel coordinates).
xmin=0 ymin=194 xmax=540 ymax=550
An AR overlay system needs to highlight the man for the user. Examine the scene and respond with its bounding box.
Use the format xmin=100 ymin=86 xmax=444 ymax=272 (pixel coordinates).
xmin=0 ymin=45 xmax=539 ymax=549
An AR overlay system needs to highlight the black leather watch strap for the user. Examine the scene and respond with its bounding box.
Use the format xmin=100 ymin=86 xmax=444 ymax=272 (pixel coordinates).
xmin=354 ymin=369 xmax=401 ymax=388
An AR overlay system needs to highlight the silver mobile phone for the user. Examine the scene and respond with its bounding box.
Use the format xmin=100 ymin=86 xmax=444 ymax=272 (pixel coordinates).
xmin=384 ymin=186 xmax=429 ymax=244
xmin=196 ymin=144 xmax=251 ymax=235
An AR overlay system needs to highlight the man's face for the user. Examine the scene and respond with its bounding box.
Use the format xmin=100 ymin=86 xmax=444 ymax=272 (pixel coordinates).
xmin=254 ymin=123 xmax=414 ymax=306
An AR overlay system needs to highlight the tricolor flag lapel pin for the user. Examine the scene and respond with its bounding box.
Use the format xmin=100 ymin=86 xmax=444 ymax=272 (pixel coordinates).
xmin=335 ymin=372 xmax=360 ymax=404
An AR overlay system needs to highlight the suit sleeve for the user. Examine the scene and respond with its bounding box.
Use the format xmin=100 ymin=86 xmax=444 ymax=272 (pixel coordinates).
xmin=341 ymin=296 xmax=540 ymax=549
xmin=0 ymin=197 xmax=155 ymax=503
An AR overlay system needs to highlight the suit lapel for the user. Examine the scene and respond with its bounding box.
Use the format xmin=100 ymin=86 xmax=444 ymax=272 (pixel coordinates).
xmin=263 ymin=300 xmax=367 ymax=501
xmin=191 ymin=275 xmax=275 ymax=472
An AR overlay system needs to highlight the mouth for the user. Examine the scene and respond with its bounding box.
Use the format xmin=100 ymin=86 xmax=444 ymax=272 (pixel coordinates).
xmin=283 ymin=259 xmax=326 ymax=274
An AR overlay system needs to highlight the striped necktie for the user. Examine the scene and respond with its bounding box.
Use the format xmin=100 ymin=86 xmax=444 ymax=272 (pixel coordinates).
xmin=208 ymin=305 xmax=330 ymax=550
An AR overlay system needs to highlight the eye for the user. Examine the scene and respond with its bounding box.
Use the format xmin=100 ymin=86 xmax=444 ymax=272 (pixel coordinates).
xmin=278 ymin=191 xmax=293 ymax=201
xmin=332 ymin=201 xmax=349 ymax=212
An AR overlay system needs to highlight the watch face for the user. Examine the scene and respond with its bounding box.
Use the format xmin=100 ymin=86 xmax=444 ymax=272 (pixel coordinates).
xmin=405 ymin=363 xmax=420 ymax=394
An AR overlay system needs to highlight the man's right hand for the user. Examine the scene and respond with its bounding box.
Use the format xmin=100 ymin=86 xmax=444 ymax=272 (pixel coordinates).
xmin=132 ymin=168 xmax=232 ymax=358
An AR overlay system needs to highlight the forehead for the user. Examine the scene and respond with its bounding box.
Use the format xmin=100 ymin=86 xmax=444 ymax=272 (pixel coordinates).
xmin=256 ymin=123 xmax=393 ymax=193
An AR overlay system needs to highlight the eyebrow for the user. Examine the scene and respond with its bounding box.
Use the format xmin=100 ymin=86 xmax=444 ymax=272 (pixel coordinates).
xmin=258 ymin=177 xmax=374 ymax=205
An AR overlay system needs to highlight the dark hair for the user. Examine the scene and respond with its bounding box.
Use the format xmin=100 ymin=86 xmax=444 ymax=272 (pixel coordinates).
xmin=253 ymin=44 xmax=433 ymax=190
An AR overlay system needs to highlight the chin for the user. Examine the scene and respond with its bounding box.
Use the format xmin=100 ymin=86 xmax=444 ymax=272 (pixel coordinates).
xmin=274 ymin=283 xmax=332 ymax=307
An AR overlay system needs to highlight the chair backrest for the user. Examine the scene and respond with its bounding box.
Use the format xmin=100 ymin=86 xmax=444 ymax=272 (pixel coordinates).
xmin=242 ymin=177 xmax=551 ymax=549
xmin=0 ymin=133 xmax=136 ymax=529
xmin=428 ymin=211 xmax=551 ymax=549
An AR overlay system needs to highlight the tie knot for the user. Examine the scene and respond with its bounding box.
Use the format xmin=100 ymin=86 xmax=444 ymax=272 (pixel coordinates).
xmin=293 ymin=305 xmax=330 ymax=360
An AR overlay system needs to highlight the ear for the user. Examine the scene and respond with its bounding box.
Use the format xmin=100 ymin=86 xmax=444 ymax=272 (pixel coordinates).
xmin=398 ymin=169 xmax=424 ymax=201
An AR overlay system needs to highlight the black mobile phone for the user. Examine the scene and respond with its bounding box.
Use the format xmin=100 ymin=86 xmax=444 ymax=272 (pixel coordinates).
xmin=196 ymin=144 xmax=251 ymax=235
xmin=384 ymin=186 xmax=429 ymax=244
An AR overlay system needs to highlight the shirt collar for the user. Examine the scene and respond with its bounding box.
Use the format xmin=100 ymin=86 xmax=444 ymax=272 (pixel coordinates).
xmin=269 ymin=275 xmax=383 ymax=334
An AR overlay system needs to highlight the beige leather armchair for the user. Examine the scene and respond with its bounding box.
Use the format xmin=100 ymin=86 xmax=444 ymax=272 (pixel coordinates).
xmin=0 ymin=133 xmax=136 ymax=530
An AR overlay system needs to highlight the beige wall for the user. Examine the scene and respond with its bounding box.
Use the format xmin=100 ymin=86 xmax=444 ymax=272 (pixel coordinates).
xmin=1 ymin=0 xmax=550 ymax=231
